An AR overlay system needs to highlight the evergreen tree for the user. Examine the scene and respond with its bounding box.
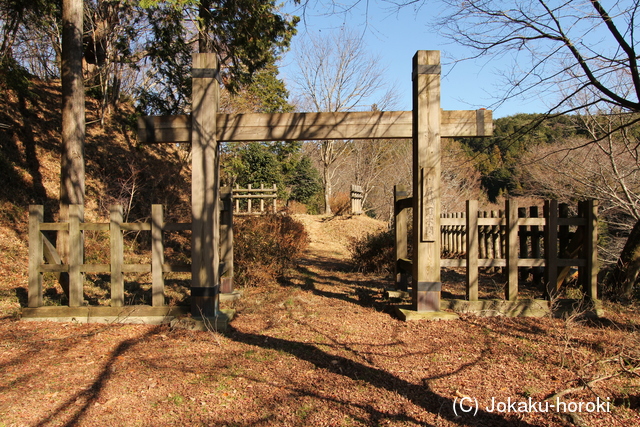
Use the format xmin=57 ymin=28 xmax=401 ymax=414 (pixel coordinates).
xmin=232 ymin=142 xmax=283 ymax=190
xmin=138 ymin=0 xmax=298 ymax=115
xmin=288 ymin=155 xmax=322 ymax=205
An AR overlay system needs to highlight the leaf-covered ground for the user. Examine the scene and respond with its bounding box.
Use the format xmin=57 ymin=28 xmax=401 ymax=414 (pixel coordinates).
xmin=1 ymin=215 xmax=639 ymax=427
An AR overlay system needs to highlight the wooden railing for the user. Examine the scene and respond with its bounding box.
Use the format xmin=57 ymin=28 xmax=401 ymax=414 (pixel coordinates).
xmin=393 ymin=186 xmax=598 ymax=301
xmin=28 ymin=197 xmax=235 ymax=309
xmin=233 ymin=184 xmax=277 ymax=215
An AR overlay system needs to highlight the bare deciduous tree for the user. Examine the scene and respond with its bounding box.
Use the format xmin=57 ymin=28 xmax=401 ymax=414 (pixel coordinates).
xmin=290 ymin=27 xmax=397 ymax=214
xmin=434 ymin=0 xmax=640 ymax=115
xmin=523 ymin=109 xmax=640 ymax=296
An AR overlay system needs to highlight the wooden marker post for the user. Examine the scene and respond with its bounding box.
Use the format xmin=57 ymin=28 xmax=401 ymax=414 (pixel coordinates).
xmin=190 ymin=53 xmax=220 ymax=317
xmin=412 ymin=51 xmax=442 ymax=312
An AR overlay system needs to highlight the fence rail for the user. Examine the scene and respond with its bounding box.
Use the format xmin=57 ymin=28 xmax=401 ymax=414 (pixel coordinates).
xmin=393 ymin=186 xmax=598 ymax=302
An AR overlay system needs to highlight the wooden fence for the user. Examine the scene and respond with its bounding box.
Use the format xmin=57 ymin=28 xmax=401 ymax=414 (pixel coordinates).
xmin=233 ymin=184 xmax=277 ymax=215
xmin=394 ymin=186 xmax=598 ymax=302
xmin=28 ymin=198 xmax=235 ymax=309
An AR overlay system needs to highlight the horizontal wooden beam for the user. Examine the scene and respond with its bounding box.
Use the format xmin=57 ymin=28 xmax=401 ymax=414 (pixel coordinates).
xmin=219 ymin=111 xmax=413 ymax=141
xmin=138 ymin=109 xmax=492 ymax=144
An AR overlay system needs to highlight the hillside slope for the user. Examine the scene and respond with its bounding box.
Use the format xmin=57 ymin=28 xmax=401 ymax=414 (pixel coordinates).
xmin=293 ymin=214 xmax=386 ymax=261
xmin=0 ymin=79 xmax=193 ymax=316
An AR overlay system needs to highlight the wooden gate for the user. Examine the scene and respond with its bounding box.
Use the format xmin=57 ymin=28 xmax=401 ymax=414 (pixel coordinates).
xmin=27 ymin=50 xmax=493 ymax=320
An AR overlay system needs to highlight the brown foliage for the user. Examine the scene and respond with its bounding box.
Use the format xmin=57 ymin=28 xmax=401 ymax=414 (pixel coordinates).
xmin=348 ymin=228 xmax=394 ymax=275
xmin=234 ymin=215 xmax=309 ymax=287
xmin=329 ymin=192 xmax=351 ymax=215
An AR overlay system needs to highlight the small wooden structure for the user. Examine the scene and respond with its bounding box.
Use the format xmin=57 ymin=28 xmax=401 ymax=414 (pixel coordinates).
xmin=350 ymin=185 xmax=364 ymax=215
xmin=394 ymin=192 xmax=599 ymax=303
xmin=233 ymin=184 xmax=277 ymax=215
xmin=26 ymin=50 xmax=493 ymax=321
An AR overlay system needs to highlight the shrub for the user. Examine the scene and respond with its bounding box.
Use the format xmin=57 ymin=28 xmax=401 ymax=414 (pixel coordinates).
xmin=285 ymin=200 xmax=307 ymax=214
xmin=329 ymin=192 xmax=351 ymax=215
xmin=234 ymin=214 xmax=309 ymax=286
xmin=348 ymin=228 xmax=395 ymax=275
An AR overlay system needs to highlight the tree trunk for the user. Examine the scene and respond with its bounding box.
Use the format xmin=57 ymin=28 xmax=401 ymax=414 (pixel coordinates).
xmin=199 ymin=0 xmax=214 ymax=53
xmin=323 ymin=161 xmax=332 ymax=215
xmin=321 ymin=140 xmax=333 ymax=215
xmin=58 ymin=0 xmax=85 ymax=294
xmin=611 ymin=218 xmax=640 ymax=298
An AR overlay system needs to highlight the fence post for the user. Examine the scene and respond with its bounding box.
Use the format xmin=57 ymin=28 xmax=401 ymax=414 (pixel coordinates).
xmin=544 ymin=200 xmax=559 ymax=299
xmin=455 ymin=213 xmax=462 ymax=255
xmin=28 ymin=205 xmax=44 ymax=308
xmin=151 ymin=204 xmax=165 ymax=306
xmin=394 ymin=185 xmax=409 ymax=291
xmin=530 ymin=206 xmax=542 ymax=287
xmin=466 ymin=200 xmax=479 ymax=301
xmin=220 ymin=187 xmax=234 ymax=293
xmin=68 ymin=204 xmax=84 ymax=307
xmin=506 ymin=199 xmax=519 ymax=301
xmin=110 ymin=205 xmax=124 ymax=307
xmin=518 ymin=207 xmax=528 ymax=280
xmin=558 ymin=203 xmax=570 ymax=255
xmin=447 ymin=214 xmax=453 ymax=254
xmin=584 ymin=199 xmax=598 ymax=300
xmin=273 ymin=184 xmax=277 ymax=213
xmin=260 ymin=184 xmax=265 ymax=213
xmin=481 ymin=211 xmax=489 ymax=272
xmin=235 ymin=184 xmax=240 ymax=212
xmin=478 ymin=210 xmax=486 ymax=261
xmin=491 ymin=211 xmax=500 ymax=270
xmin=247 ymin=183 xmax=252 ymax=214
xmin=441 ymin=213 xmax=446 ymax=253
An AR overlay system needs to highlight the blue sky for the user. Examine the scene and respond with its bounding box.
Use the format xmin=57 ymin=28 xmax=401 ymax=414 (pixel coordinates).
xmin=278 ymin=0 xmax=550 ymax=118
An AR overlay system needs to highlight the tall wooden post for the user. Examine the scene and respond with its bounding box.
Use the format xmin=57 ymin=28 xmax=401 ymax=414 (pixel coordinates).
xmin=412 ymin=51 xmax=441 ymax=312
xmin=190 ymin=53 xmax=220 ymax=317
xmin=59 ymin=0 xmax=85 ymax=292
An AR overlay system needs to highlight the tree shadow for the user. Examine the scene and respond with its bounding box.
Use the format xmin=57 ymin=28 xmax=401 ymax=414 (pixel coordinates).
xmin=33 ymin=327 xmax=160 ymax=427
xmin=287 ymin=264 xmax=390 ymax=312
xmin=0 ymin=82 xmax=59 ymax=233
xmin=227 ymin=327 xmax=541 ymax=427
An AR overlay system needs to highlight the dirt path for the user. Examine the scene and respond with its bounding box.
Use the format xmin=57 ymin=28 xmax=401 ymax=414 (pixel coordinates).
xmin=292 ymin=214 xmax=386 ymax=268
